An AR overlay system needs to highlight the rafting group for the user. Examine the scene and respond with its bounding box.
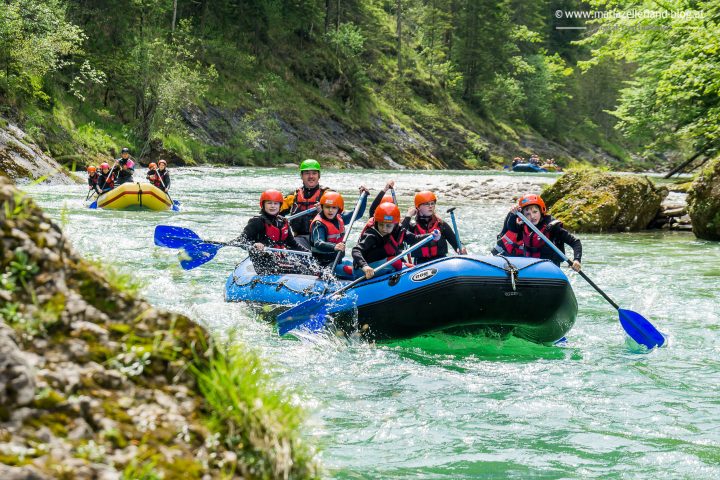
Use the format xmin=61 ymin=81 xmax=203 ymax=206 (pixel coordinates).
xmin=85 ymin=147 xmax=177 ymax=210
xmin=228 ymin=159 xmax=582 ymax=282
xmin=510 ymin=154 xmax=562 ymax=173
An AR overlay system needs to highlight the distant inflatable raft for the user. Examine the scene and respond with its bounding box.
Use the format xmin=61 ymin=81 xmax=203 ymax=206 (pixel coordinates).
xmin=96 ymin=182 xmax=172 ymax=211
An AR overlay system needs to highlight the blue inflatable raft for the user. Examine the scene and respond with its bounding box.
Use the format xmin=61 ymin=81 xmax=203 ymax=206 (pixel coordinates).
xmin=512 ymin=163 xmax=548 ymax=173
xmin=225 ymin=255 xmax=577 ymax=344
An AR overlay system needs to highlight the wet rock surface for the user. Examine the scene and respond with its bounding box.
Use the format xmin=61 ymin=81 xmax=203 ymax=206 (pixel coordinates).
xmin=687 ymin=158 xmax=720 ymax=241
xmin=541 ymin=171 xmax=668 ymax=232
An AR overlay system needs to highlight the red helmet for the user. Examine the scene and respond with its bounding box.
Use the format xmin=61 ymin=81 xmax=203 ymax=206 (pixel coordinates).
xmin=100 ymin=162 xmax=110 ymax=170
xmin=414 ymin=191 xmax=437 ymax=208
xmin=148 ymin=162 xmax=157 ymax=169
xmin=374 ymin=202 xmax=401 ymax=224
xmin=87 ymin=166 xmax=97 ymax=174
xmin=259 ymin=189 xmax=284 ymax=207
xmin=518 ymin=194 xmax=546 ymax=214
xmin=320 ymin=191 xmax=344 ymax=212
xmin=158 ymin=159 xmax=167 ymax=166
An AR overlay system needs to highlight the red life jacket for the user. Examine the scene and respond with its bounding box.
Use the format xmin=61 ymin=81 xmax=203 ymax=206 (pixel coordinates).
xmin=522 ymin=222 xmax=551 ymax=258
xmin=361 ymin=218 xmax=375 ymax=236
xmin=148 ymin=170 xmax=163 ymax=188
xmin=500 ymin=230 xmax=525 ymax=256
xmin=263 ymin=217 xmax=289 ymax=248
xmin=412 ymin=216 xmax=441 ymax=259
xmin=293 ymin=187 xmax=324 ymax=212
xmin=101 ymin=172 xmax=115 ymax=189
xmin=311 ymin=214 xmax=345 ymax=243
xmin=383 ymin=228 xmax=406 ymax=270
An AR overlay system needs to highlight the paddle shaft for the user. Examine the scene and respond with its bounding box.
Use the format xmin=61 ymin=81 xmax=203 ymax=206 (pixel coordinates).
xmin=286 ymin=207 xmax=318 ymax=222
xmin=98 ymin=160 xmax=117 ymax=192
xmin=215 ymin=241 xmax=312 ymax=257
xmin=516 ymin=211 xmax=620 ymax=310
xmin=390 ymin=188 xmax=397 ymax=204
xmin=330 ymin=191 xmax=368 ymax=272
xmin=448 ymin=208 xmax=463 ymax=251
xmin=331 ymin=234 xmax=434 ymax=298
xmin=155 ymin=169 xmax=174 ymax=203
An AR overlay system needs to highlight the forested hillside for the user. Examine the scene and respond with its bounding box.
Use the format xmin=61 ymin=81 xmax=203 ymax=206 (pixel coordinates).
xmin=0 ymin=0 xmax=717 ymax=170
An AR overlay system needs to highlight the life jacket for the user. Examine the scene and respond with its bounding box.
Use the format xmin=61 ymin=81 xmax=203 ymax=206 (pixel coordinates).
xmin=382 ymin=228 xmax=406 ymax=270
xmin=292 ymin=187 xmax=324 ymax=212
xmin=148 ymin=170 xmax=163 ymax=188
xmin=498 ymin=230 xmax=524 ymax=256
xmin=411 ymin=216 xmax=441 ymax=259
xmin=88 ymin=174 xmax=100 ymax=187
xmin=521 ymin=219 xmax=561 ymax=258
xmin=100 ymin=172 xmax=115 ymax=190
xmin=360 ymin=217 xmax=375 ymax=236
xmin=263 ymin=216 xmax=289 ymax=248
xmin=311 ymin=214 xmax=345 ymax=243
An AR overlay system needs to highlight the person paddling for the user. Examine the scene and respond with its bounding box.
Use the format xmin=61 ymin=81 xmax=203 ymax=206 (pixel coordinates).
xmin=361 ymin=179 xmax=397 ymax=235
xmin=352 ymin=202 xmax=440 ymax=279
xmin=98 ymin=162 xmax=116 ymax=192
xmin=234 ymin=189 xmax=315 ymax=275
xmin=114 ymin=148 xmax=135 ymax=186
xmin=309 ymin=191 xmax=366 ymax=273
xmin=146 ymin=162 xmax=162 ymax=188
xmin=498 ymin=194 xmax=582 ymax=271
xmin=156 ymin=159 xmax=171 ymax=192
xmin=401 ymin=191 xmax=466 ymax=264
xmin=86 ymin=166 xmax=101 ymax=196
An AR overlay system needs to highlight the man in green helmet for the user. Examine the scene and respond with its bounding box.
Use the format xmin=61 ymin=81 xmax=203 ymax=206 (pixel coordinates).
xmin=281 ymin=159 xmax=368 ymax=249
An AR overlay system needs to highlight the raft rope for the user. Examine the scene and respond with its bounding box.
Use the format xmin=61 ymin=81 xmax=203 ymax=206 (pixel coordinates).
xmin=137 ymin=182 xmax=143 ymax=207
xmin=231 ymin=256 xmax=547 ymax=296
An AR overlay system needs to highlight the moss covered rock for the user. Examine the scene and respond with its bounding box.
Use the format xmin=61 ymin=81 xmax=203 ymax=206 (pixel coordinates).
xmin=687 ymin=157 xmax=720 ymax=241
xmin=542 ymin=170 xmax=668 ymax=232
xmin=0 ymin=177 xmax=319 ymax=479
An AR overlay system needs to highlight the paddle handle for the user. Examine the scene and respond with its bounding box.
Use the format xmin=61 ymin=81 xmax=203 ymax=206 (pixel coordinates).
xmin=390 ymin=188 xmax=397 ymax=204
xmin=516 ymin=211 xmax=620 ymax=311
xmin=286 ymin=207 xmax=318 ymax=221
xmin=449 ymin=210 xmax=463 ymax=251
xmin=330 ymin=191 xmax=368 ymax=272
xmin=332 ymin=234 xmax=434 ymax=297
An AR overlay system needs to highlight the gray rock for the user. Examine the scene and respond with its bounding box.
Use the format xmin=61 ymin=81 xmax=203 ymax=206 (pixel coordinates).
xmin=0 ymin=464 xmax=51 ymax=480
xmin=0 ymin=323 xmax=36 ymax=406
xmin=687 ymin=157 xmax=720 ymax=241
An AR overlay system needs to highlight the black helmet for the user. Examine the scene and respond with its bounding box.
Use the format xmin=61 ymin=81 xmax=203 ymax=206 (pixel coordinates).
xmin=121 ymin=147 xmax=130 ymax=154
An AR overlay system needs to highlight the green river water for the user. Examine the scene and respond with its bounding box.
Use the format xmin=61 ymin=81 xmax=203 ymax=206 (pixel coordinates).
xmin=21 ymin=168 xmax=720 ymax=479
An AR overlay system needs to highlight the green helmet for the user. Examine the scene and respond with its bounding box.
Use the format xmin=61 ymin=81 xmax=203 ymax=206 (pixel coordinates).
xmin=299 ymin=159 xmax=321 ymax=172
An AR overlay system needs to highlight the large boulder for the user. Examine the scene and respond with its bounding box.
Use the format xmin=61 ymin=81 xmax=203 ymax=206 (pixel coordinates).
xmin=542 ymin=170 xmax=668 ymax=232
xmin=687 ymin=157 xmax=720 ymax=241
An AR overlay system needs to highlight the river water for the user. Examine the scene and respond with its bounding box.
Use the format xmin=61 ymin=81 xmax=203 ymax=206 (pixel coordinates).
xmin=21 ymin=168 xmax=720 ymax=479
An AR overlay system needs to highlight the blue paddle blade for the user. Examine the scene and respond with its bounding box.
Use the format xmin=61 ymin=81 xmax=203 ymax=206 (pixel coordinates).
xmin=179 ymin=243 xmax=222 ymax=270
xmin=154 ymin=225 xmax=202 ymax=248
xmin=89 ymin=201 xmax=98 ymax=209
xmin=618 ymin=308 xmax=666 ymax=349
xmin=277 ymin=296 xmax=330 ymax=335
xmin=172 ymin=200 xmax=181 ymax=212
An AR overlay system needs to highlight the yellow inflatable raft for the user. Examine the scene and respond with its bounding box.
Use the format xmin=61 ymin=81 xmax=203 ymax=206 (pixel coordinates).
xmin=96 ymin=182 xmax=172 ymax=211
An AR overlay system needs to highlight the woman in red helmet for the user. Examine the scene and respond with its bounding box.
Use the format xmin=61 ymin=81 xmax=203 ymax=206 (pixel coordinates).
xmin=352 ymin=202 xmax=440 ymax=279
xmin=146 ymin=162 xmax=162 ymax=188
xmin=498 ymin=194 xmax=582 ymax=271
xmin=401 ymin=190 xmax=467 ymax=264
xmin=98 ymin=162 xmax=116 ymax=192
xmin=233 ymin=189 xmax=310 ymax=275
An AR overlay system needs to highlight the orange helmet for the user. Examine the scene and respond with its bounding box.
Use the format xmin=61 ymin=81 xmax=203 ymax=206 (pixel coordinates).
xmin=382 ymin=194 xmax=394 ymax=204
xmin=259 ymin=189 xmax=284 ymax=207
xmin=518 ymin=194 xmax=546 ymax=214
xmin=320 ymin=191 xmax=344 ymax=212
xmin=414 ymin=191 xmax=437 ymax=208
xmin=374 ymin=202 xmax=401 ymax=224
xmin=87 ymin=166 xmax=97 ymax=174
xmin=148 ymin=162 xmax=157 ymax=169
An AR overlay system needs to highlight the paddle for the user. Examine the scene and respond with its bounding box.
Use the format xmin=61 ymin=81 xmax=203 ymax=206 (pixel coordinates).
xmin=154 ymin=225 xmax=311 ymax=270
xmin=515 ymin=211 xmax=666 ymax=349
xmin=89 ymin=160 xmax=117 ymax=209
xmin=277 ymin=234 xmax=436 ymax=336
xmin=329 ymin=191 xmax=368 ymax=274
xmin=446 ymin=207 xmax=463 ymax=252
xmin=154 ymin=170 xmax=180 ymax=211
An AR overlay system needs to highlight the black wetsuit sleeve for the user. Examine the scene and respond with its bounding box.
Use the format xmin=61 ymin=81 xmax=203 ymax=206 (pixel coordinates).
xmin=441 ymin=221 xmax=460 ymax=251
xmin=403 ymin=228 xmax=429 ymax=245
xmin=232 ymin=217 xmax=265 ymax=247
xmin=310 ymin=223 xmax=336 ymax=253
xmin=352 ymin=233 xmax=378 ymax=269
xmin=554 ymin=227 xmax=582 ymax=263
xmin=369 ymin=190 xmax=388 ymax=217
xmin=161 ymin=171 xmax=170 ymax=189
xmin=400 ymin=216 xmax=412 ymax=230
xmin=505 ymin=212 xmax=522 ymax=233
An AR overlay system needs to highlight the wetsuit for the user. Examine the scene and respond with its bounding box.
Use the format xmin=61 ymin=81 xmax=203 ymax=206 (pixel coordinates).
xmin=352 ymin=225 xmax=427 ymax=273
xmin=234 ymin=212 xmax=315 ymax=275
xmin=98 ymin=171 xmax=116 ymax=192
xmin=157 ymin=168 xmax=170 ymax=191
xmin=115 ymin=164 xmax=135 ymax=186
xmin=280 ymin=185 xmax=329 ymax=248
xmin=401 ymin=214 xmax=460 ymax=264
xmin=87 ymin=173 xmax=101 ymax=194
xmin=504 ymin=212 xmax=582 ymax=266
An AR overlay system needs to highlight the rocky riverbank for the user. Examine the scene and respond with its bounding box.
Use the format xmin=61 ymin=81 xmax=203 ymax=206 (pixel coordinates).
xmin=0 ymin=177 xmax=318 ymax=479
